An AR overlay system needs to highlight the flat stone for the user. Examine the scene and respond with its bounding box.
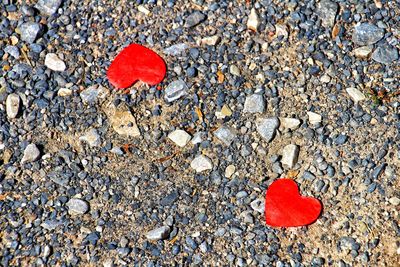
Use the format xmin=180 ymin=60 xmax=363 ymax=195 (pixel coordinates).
xmin=250 ymin=199 xmax=265 ymax=214
xmin=354 ymin=46 xmax=373 ymax=58
xmin=21 ymin=144 xmax=41 ymax=164
xmin=160 ymin=191 xmax=179 ymax=206
xmin=307 ymin=111 xmax=322 ymax=125
xmin=214 ymin=126 xmax=236 ymax=146
xmin=346 ymin=88 xmax=366 ymax=103
xmin=4 ymin=46 xmax=20 ymax=59
xmin=79 ymin=129 xmax=101 ymax=147
xmin=6 ymin=93 xmax=20 ymax=119
xmin=164 ymin=43 xmax=189 ymax=56
xmin=104 ymin=105 xmax=140 ymax=137
xmin=200 ymin=35 xmax=220 ymax=46
xmin=191 ymin=155 xmax=213 ymax=173
xmin=317 ymin=0 xmax=338 ymax=28
xmin=57 ymin=88 xmax=73 ymax=97
xmin=35 ymin=0 xmax=63 ymax=15
xmin=45 ymin=53 xmax=66 ymax=71
xmin=281 ymin=144 xmax=299 ymax=169
xmin=280 ymin=117 xmax=301 ymax=130
xmin=247 ymin=8 xmax=259 ymax=31
xmin=243 ymin=94 xmax=265 ymax=113
xmin=389 ymin=197 xmax=400 ymax=206
xmin=371 ymin=44 xmax=399 ymax=64
xmin=352 ymin=23 xmax=384 ymax=46
xmin=168 ymin=129 xmax=191 ymax=147
xmin=66 ymin=198 xmax=89 ymax=215
xmin=225 ymin=165 xmax=236 ymax=178
xmin=19 ymin=22 xmax=41 ymax=43
xmin=184 ymin=11 xmax=206 ymax=28
xmin=145 ymin=226 xmax=170 ymax=241
xmin=256 ymin=117 xmax=279 ymax=142
xmin=164 ymin=80 xmax=188 ymax=102
xmin=80 ymin=85 xmax=109 ymax=104
xmin=229 ymin=65 xmax=241 ymax=76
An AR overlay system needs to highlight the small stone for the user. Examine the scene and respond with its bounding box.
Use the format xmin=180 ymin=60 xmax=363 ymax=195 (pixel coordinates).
xmin=57 ymin=88 xmax=73 ymax=97
xmin=371 ymin=44 xmax=399 ymax=64
xmin=4 ymin=46 xmax=20 ymax=59
xmin=164 ymin=80 xmax=188 ymax=102
xmin=307 ymin=112 xmax=322 ymax=125
xmin=256 ymin=117 xmax=279 ymax=142
xmin=354 ymin=46 xmax=373 ymax=58
xmin=225 ymin=165 xmax=236 ymax=178
xmin=280 ymin=118 xmax=301 ymax=130
xmin=6 ymin=93 xmax=20 ymax=119
xmin=200 ymin=35 xmax=220 ymax=46
xmin=214 ymin=126 xmax=236 ymax=146
xmin=216 ymin=104 xmax=232 ymax=119
xmin=243 ymin=94 xmax=265 ymax=113
xmin=35 ymin=0 xmax=63 ymax=15
xmin=346 ymin=88 xmax=366 ymax=103
xmin=281 ymin=144 xmax=299 ymax=169
xmin=80 ymin=85 xmax=109 ymax=104
xmin=66 ymin=198 xmax=89 ymax=215
xmin=352 ymin=23 xmax=384 ymax=46
xmin=320 ymin=74 xmax=331 ymax=83
xmin=317 ymin=0 xmax=338 ymax=28
xmin=45 ymin=53 xmax=66 ymax=72
xmin=168 ymin=129 xmax=191 ymax=147
xmin=184 ymin=11 xmax=206 ymax=28
xmin=389 ymin=197 xmax=400 ymax=206
xmin=164 ymin=43 xmax=189 ymax=56
xmin=138 ymin=5 xmax=150 ymax=15
xmin=79 ymin=129 xmax=101 ymax=147
xmin=191 ymin=155 xmax=213 ymax=173
xmin=19 ymin=22 xmax=41 ymax=43
xmin=104 ymin=105 xmax=140 ymax=137
xmin=229 ymin=65 xmax=241 ymax=76
xmin=145 ymin=226 xmax=170 ymax=241
xmin=247 ymin=8 xmax=260 ymax=32
xmin=250 ymin=199 xmax=265 ymax=213
xmin=21 ymin=144 xmax=41 ymax=164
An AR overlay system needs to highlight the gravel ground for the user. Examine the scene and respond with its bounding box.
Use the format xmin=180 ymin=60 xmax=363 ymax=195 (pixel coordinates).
xmin=1 ymin=0 xmax=400 ymax=266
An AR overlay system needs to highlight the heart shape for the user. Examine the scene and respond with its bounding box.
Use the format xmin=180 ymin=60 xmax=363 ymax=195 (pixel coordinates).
xmin=265 ymin=179 xmax=322 ymax=227
xmin=107 ymin=44 xmax=166 ymax=89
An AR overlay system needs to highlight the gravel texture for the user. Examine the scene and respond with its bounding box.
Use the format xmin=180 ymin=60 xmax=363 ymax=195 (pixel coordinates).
xmin=0 ymin=0 xmax=399 ymax=266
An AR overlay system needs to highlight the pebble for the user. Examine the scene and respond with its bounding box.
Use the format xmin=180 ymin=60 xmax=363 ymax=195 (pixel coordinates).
xmin=281 ymin=144 xmax=299 ymax=169
xmin=79 ymin=129 xmax=101 ymax=147
xmin=35 ymin=0 xmax=63 ymax=15
xmin=164 ymin=43 xmax=189 ymax=56
xmin=6 ymin=93 xmax=20 ymax=119
xmin=250 ymin=199 xmax=265 ymax=213
xmin=307 ymin=112 xmax=322 ymax=125
xmin=4 ymin=46 xmax=20 ymax=59
xmin=105 ymin=105 xmax=140 ymax=137
xmin=66 ymin=198 xmax=89 ymax=215
xmin=164 ymin=80 xmax=188 ymax=102
xmin=191 ymin=155 xmax=213 ymax=173
xmin=354 ymin=46 xmax=373 ymax=58
xmin=346 ymin=88 xmax=366 ymax=103
xmin=19 ymin=22 xmax=41 ymax=43
xmin=352 ymin=23 xmax=384 ymax=46
xmin=21 ymin=144 xmax=41 ymax=164
xmin=200 ymin=35 xmax=220 ymax=46
xmin=389 ymin=197 xmax=400 ymax=206
xmin=317 ymin=0 xmax=338 ymax=28
xmin=280 ymin=118 xmax=301 ymax=130
xmin=145 ymin=226 xmax=170 ymax=241
xmin=214 ymin=126 xmax=236 ymax=146
xmin=225 ymin=165 xmax=236 ymax=178
xmin=256 ymin=117 xmax=279 ymax=142
xmin=80 ymin=85 xmax=109 ymax=104
xmin=229 ymin=65 xmax=241 ymax=76
xmin=45 ymin=53 xmax=66 ymax=72
xmin=168 ymin=129 xmax=191 ymax=147
xmin=243 ymin=94 xmax=265 ymax=113
xmin=247 ymin=8 xmax=260 ymax=32
xmin=184 ymin=11 xmax=206 ymax=28
xmin=371 ymin=44 xmax=399 ymax=64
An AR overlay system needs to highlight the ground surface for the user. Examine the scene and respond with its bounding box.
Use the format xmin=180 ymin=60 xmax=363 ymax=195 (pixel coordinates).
xmin=0 ymin=0 xmax=399 ymax=266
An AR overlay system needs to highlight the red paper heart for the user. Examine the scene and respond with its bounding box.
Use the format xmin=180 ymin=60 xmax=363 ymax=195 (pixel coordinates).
xmin=265 ymin=179 xmax=322 ymax=227
xmin=107 ymin=44 xmax=166 ymax=89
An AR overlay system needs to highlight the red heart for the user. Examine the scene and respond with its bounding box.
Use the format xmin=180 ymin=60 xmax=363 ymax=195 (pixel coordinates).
xmin=107 ymin=44 xmax=166 ymax=89
xmin=265 ymin=179 xmax=322 ymax=227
